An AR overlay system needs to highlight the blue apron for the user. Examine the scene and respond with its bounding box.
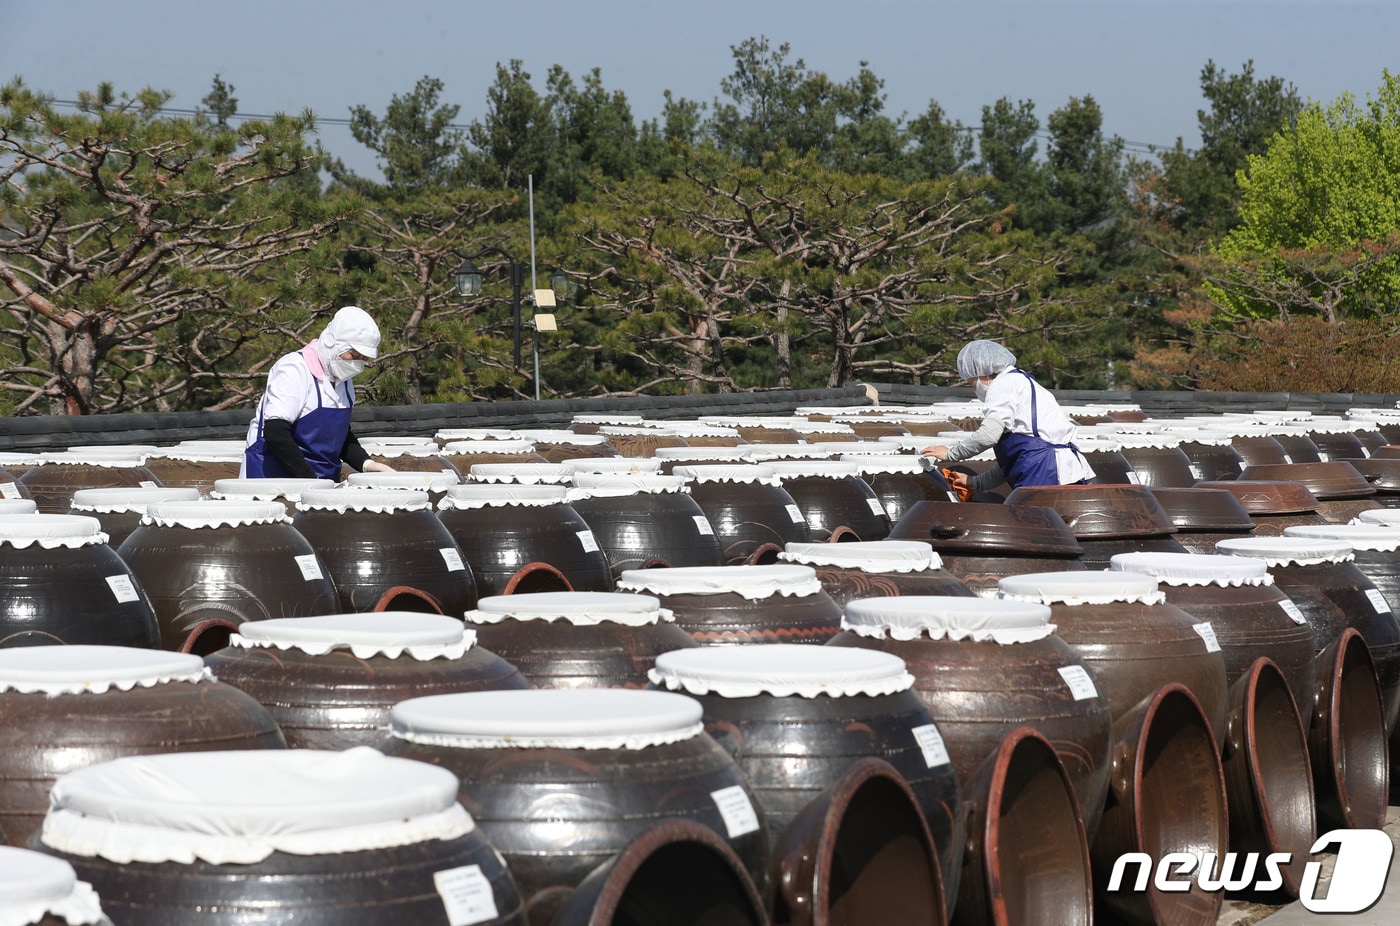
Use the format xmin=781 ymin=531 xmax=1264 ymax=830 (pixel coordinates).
xmin=992 ymin=369 xmax=1084 ymax=488
xmin=244 ymin=362 xmax=353 ymax=479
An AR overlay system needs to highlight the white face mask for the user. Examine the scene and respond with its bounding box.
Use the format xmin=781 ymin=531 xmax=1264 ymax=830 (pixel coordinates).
xmin=326 ymin=357 xmax=365 ymax=383
xmin=974 ymin=378 xmax=990 ymax=401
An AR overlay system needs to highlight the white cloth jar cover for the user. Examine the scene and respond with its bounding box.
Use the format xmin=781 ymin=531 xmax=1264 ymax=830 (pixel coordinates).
xmin=1306 ymin=416 xmax=1380 ymax=435
xmin=143 ymin=446 xmax=245 ymax=463
xmin=567 ymin=474 xmax=691 ymax=496
xmin=1357 ymin=509 xmax=1400 ymax=528
xmin=0 ymin=847 xmax=106 ymax=926
xmin=764 ymin=461 xmax=863 ymax=479
xmin=0 ymin=513 xmax=108 ymax=549
xmin=671 ymin=465 xmax=782 ymax=486
xmin=209 ymin=477 xmax=336 ymax=501
xmin=809 ymin=442 xmax=898 ymax=456
xmin=598 ymin=425 xmax=681 ymax=437
xmin=440 ymin=439 xmax=538 ymax=455
xmin=1284 ymin=524 xmax=1400 ymax=553
xmin=998 ymin=570 xmax=1167 ymax=607
xmin=37 ymin=448 xmax=156 ymax=467
xmin=652 ymin=424 xmax=742 ymax=439
xmin=0 ymin=498 xmax=37 ymax=514
xmin=1159 ymin=428 xmax=1246 ymax=447
xmin=228 ymin=612 xmax=476 ymax=660
xmin=571 ymin=414 xmax=645 ymax=426
xmin=346 ymin=471 xmax=461 ymax=490
xmin=1215 ymin=536 xmax=1356 ymax=567
xmin=142 ymin=499 xmax=291 ymax=529
xmin=466 ymin=591 xmax=673 ymax=627
xmin=296 ymin=487 xmax=432 ymax=514
xmin=434 ymin=428 xmax=530 ymax=443
xmin=356 ymin=437 xmax=443 ymax=457
xmin=0 ymin=645 xmax=211 ymax=696
xmin=517 ymin=430 xmax=611 ymax=446
xmin=652 ymin=446 xmax=754 ymax=463
xmin=778 ymin=540 xmax=943 ymax=573
xmin=839 ymin=455 xmax=928 ymax=475
xmin=616 ymin=564 xmax=825 ymax=600
xmin=560 ymin=457 xmax=662 ymax=476
xmin=841 ymin=596 xmax=1057 ymax=644
xmin=649 ymin=644 xmax=915 ymax=698
xmin=1110 ymin=551 xmax=1274 ymax=587
xmin=438 ymin=484 xmax=572 ymax=510
xmin=40 ymin=748 xmax=472 ymax=866
xmin=70 ymin=487 xmax=200 ymax=514
xmin=388 ymin=688 xmax=704 ymax=750
xmin=467 ymin=463 xmax=572 ymax=485
xmin=741 ymin=445 xmax=837 ymax=460
xmin=1106 ymin=433 xmax=1186 ymax=450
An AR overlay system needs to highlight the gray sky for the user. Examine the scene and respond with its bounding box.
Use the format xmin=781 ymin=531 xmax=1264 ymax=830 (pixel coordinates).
xmin=7 ymin=0 xmax=1397 ymax=179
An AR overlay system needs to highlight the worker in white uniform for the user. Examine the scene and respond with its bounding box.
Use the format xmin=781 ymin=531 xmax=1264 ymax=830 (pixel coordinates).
xmin=242 ymin=306 xmax=396 ymax=479
xmin=921 ymin=339 xmax=1093 ymax=499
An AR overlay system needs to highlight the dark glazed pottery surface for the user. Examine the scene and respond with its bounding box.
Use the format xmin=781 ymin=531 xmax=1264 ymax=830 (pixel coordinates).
xmin=438 ymin=502 xmax=613 ymax=595
xmin=466 ymin=618 xmax=698 ymax=688
xmin=0 ymin=544 xmax=160 ymax=649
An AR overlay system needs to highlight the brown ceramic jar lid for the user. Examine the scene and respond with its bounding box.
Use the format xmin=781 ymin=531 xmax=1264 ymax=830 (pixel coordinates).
xmin=1148 ymin=487 xmax=1256 ymax=532
xmin=1194 ymin=480 xmax=1321 ymax=514
xmin=1005 ymin=484 xmax=1176 ymax=539
xmin=1333 ymin=457 xmax=1400 ymax=491
xmin=1237 ymin=462 xmax=1375 ymax=500
xmin=887 ymin=500 xmax=1083 ymax=556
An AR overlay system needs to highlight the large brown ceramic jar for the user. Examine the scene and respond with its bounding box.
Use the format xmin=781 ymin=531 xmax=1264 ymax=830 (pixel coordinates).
xmin=1340 ymin=456 xmax=1400 ymax=508
xmin=208 ymin=476 xmax=337 ymax=516
xmin=777 ymin=540 xmax=973 ymax=607
xmin=0 ymin=514 xmax=160 ymax=649
xmin=839 ymin=453 xmax=957 ymax=524
xmin=378 ymin=688 xmax=769 ymax=926
xmin=1076 ymin=438 xmax=1139 ymax=486
xmin=68 ymin=486 xmax=201 ymax=549
xmin=1285 ymin=523 xmax=1400 ymax=618
xmin=1112 ymin=434 xmax=1199 ymax=487
xmin=559 ymin=457 xmax=661 ymax=478
xmin=1108 ymin=551 xmax=1317 ymax=711
xmin=889 ymin=499 xmax=1086 ymax=597
xmin=1005 ymin=483 xmax=1189 ymax=569
xmin=38 ymin=749 xmax=524 ymax=925
xmin=117 ymin=500 xmax=339 ymax=655
xmin=997 ymin=570 xmax=1231 ymax=742
xmin=653 ymin=446 xmax=756 ymax=474
xmin=0 ymin=846 xmax=112 ymax=925
xmin=140 ymin=443 xmax=244 ymax=495
xmin=596 ymin=425 xmax=689 ymax=457
xmin=356 ymin=436 xmax=461 ymax=476
xmin=439 ymin=439 xmax=548 ymax=473
xmin=204 ymin=612 xmax=528 ymax=749
xmin=828 ymin=596 xmax=1113 ymax=842
xmin=740 ymin=443 xmax=837 ymax=463
xmin=292 ymin=488 xmax=477 ymax=615
xmin=1169 ymin=431 xmax=1248 ymax=482
xmin=1239 ymin=461 xmax=1381 ymax=523
xmin=1270 ymin=428 xmax=1326 ymax=464
xmin=0 ymin=645 xmax=285 ymax=847
xmin=767 ymin=460 xmax=890 ymax=542
xmin=465 ymin=591 xmax=697 ymax=688
xmin=1147 ymin=485 xmax=1257 ymax=553
xmin=568 ymin=474 xmax=724 ymax=577
xmin=524 ymin=430 xmax=621 ymax=463
xmin=1216 ymin=535 xmax=1400 ymax=730
xmin=616 ymin=565 xmax=844 ymax=645
xmin=672 ymin=465 xmax=811 ymax=565
xmin=437 ymin=485 xmax=613 ymax=595
xmin=467 ymin=462 xmax=572 ymax=485
xmin=0 ymin=452 xmax=39 ymax=486
xmin=18 ymin=449 xmax=163 ymax=513
xmin=1306 ymin=418 xmax=1373 ymax=461
xmin=1197 ymin=479 xmax=1329 ymax=535
xmin=1230 ymin=429 xmax=1293 ymax=467
xmin=568 ymin=414 xmax=644 ymax=435
xmin=648 ymin=644 xmax=963 ymax=920
xmin=661 ymin=424 xmax=747 ymax=448
xmin=344 ymin=470 xmax=461 ymax=508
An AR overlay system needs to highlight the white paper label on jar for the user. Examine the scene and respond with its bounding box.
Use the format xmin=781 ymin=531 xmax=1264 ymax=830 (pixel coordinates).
xmin=139 ymin=480 xmax=157 ymax=488
xmin=1125 ymin=471 xmax=1141 ymax=484
xmin=0 ymin=482 xmax=19 ymax=498
xmin=1279 ymin=599 xmax=1309 ymax=625
xmin=440 ymin=547 xmax=465 ymax=571
xmin=911 ymin=723 xmax=952 ymax=767
xmin=105 ymin=574 xmax=140 ymax=603
xmin=946 ymin=490 xmax=961 ymax=503
xmin=1188 ymin=464 xmax=1205 ymax=480
xmin=1193 ymin=621 xmax=1221 ymax=653
xmin=434 ymin=865 xmax=499 ymax=926
xmin=1318 ymin=451 xmax=1331 ymax=462
xmin=710 ymin=785 xmax=761 ymax=837
xmin=785 ymin=503 xmax=807 ymax=524
xmin=1366 ymin=589 xmax=1392 ymax=614
xmin=1238 ymin=459 xmax=1248 ymax=471
xmin=1057 ymin=665 xmax=1099 ymax=701
xmin=294 ymin=554 xmax=324 ymax=581
xmin=1280 ymin=454 xmax=1292 ymax=464
xmin=693 ymin=515 xmax=715 ymax=535
xmin=576 ymin=529 xmax=600 ymax=553
xmin=1360 ymin=446 xmax=1373 ymax=458
xmin=865 ymin=496 xmax=887 ymax=516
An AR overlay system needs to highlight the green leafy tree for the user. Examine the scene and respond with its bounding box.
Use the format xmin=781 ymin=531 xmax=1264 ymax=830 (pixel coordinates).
xmin=341 ymin=76 xmax=464 ymax=195
xmin=202 ymin=74 xmax=238 ymax=127
xmin=977 ymin=97 xmax=1053 ymax=230
xmin=461 ymin=60 xmax=554 ymax=193
xmin=904 ymin=99 xmax=974 ymax=180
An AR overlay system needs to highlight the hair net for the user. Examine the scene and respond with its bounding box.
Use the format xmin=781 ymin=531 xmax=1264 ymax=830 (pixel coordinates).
xmin=955 ymin=340 xmax=1016 ymax=381
xmin=316 ymin=306 xmax=380 ymax=365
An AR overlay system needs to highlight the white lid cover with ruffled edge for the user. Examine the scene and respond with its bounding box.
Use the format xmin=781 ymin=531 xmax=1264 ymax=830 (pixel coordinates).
xmin=598 ymin=425 xmax=680 ymax=437
xmin=440 ymin=439 xmax=538 ymax=455
xmin=70 ymin=486 xmax=201 ymax=514
xmin=0 ymin=451 xmax=42 ymax=466
xmin=1357 ymin=509 xmax=1400 ymax=528
xmin=0 ymin=498 xmax=37 ymax=514
xmin=617 ymin=564 xmax=824 ymax=600
xmin=649 ymin=424 xmax=741 ymax=439
xmin=142 ymin=500 xmax=290 ymax=529
xmin=296 ymin=487 xmax=431 ymax=514
xmin=1306 ymin=416 xmax=1379 ymax=434
xmin=1071 ymin=437 xmax=1124 ymax=453
xmin=37 ymin=447 xmax=159 ymax=467
xmin=649 ymin=644 xmax=914 ymax=698
xmin=466 ymin=591 xmax=673 ymax=626
xmin=1284 ymin=523 xmax=1400 ymax=553
xmin=467 ymin=463 xmax=571 ymax=484
xmin=790 ymin=422 xmax=857 ymax=436
xmin=357 ymin=437 xmax=442 ymax=456
xmin=779 ymin=540 xmax=944 ymax=573
xmin=40 ymin=748 xmax=472 ymax=866
xmin=840 ymin=454 xmax=928 ymax=475
xmin=998 ymin=570 xmax=1167 ymax=606
xmin=765 ymin=461 xmax=863 ymax=479
xmin=519 ymin=430 xmax=611 ymax=446
xmin=0 ymin=847 xmax=106 ymax=926
xmin=567 ymin=474 xmax=691 ymax=496
xmin=228 ymin=612 xmax=476 ymax=660
xmin=438 ymin=484 xmax=572 ymax=510
xmin=210 ymin=477 xmax=336 ymax=501
xmin=388 ymin=689 xmax=704 ymax=750
xmin=0 ymin=645 xmax=211 ymax=696
xmin=1158 ymin=428 xmax=1240 ymax=447
xmin=1105 ymin=432 xmax=1185 ymax=450
xmin=346 ymin=471 xmax=461 ymax=491
xmin=671 ymin=464 xmax=781 ymax=486
xmin=1215 ymin=536 xmax=1355 ymax=567
xmin=143 ymin=445 xmax=245 ymax=462
xmin=741 ymin=444 xmax=836 ymax=460
xmin=653 ymin=446 xmax=754 ymax=462
xmin=0 ymin=513 xmax=108 ymax=549
xmin=435 ymin=428 xmax=528 ymax=442
xmin=174 ymin=439 xmax=249 ymax=451
xmin=841 ymin=596 xmax=1056 ymax=644
xmin=1110 ymin=551 xmax=1274 ymax=587
xmin=571 ymin=414 xmax=645 ymax=426
xmin=560 ymin=457 xmax=662 ymax=476
xmin=812 ymin=442 xmax=899 ymax=455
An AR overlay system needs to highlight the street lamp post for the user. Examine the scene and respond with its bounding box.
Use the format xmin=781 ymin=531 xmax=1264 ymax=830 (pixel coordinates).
xmin=453 ymin=248 xmax=527 ymax=371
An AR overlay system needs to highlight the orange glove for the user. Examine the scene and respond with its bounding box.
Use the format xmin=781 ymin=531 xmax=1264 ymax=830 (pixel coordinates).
xmin=941 ymin=468 xmax=973 ymax=503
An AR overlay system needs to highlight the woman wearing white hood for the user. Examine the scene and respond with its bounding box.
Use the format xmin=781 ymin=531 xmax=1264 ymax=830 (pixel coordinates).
xmin=242 ymin=306 xmax=396 ymax=479
xmin=921 ymin=339 xmax=1092 ymax=497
